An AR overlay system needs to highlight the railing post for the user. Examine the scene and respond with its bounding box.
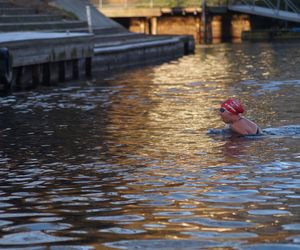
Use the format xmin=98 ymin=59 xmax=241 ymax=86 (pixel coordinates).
xmin=201 ymin=0 xmax=207 ymax=44
xmin=86 ymin=5 xmax=93 ymax=33
xmin=284 ymin=0 xmax=288 ymax=27
xmin=276 ymin=0 xmax=281 ymax=15
xmin=151 ymin=17 xmax=157 ymax=34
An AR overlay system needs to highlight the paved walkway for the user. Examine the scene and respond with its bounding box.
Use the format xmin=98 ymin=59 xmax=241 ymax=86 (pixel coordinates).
xmin=0 ymin=31 xmax=91 ymax=43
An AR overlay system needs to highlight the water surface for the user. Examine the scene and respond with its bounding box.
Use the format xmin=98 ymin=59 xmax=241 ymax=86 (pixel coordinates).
xmin=0 ymin=42 xmax=300 ymax=249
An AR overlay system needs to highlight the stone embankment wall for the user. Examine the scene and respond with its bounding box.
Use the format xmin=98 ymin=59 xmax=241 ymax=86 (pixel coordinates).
xmin=128 ymin=13 xmax=251 ymax=43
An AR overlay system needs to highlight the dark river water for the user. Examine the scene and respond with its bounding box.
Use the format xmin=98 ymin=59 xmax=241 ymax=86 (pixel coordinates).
xmin=0 ymin=42 xmax=300 ymax=250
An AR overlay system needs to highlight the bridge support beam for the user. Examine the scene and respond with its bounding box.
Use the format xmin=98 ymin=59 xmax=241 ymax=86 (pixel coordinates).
xmin=151 ymin=17 xmax=157 ymax=35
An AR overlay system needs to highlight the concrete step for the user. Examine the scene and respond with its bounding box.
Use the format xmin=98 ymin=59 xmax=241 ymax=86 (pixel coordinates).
xmin=0 ymin=1 xmax=15 ymax=8
xmin=0 ymin=8 xmax=36 ymax=15
xmin=60 ymin=26 xmax=128 ymax=35
xmin=0 ymin=14 xmax=63 ymax=23
xmin=94 ymin=34 xmax=174 ymax=48
xmin=94 ymin=32 xmax=147 ymax=45
xmin=92 ymin=26 xmax=127 ymax=35
xmin=0 ymin=21 xmax=88 ymax=32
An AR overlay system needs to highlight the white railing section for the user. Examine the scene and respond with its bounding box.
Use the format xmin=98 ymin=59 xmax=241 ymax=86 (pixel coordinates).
xmin=90 ymin=0 xmax=227 ymax=8
xmin=228 ymin=0 xmax=300 ymax=22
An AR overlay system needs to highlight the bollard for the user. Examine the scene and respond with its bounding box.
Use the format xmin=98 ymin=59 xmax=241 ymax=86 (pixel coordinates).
xmin=0 ymin=48 xmax=13 ymax=91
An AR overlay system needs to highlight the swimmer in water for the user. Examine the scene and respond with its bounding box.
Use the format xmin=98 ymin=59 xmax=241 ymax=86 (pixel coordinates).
xmin=219 ymin=98 xmax=262 ymax=136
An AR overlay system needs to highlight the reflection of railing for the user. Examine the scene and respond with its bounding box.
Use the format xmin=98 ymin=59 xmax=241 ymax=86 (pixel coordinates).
xmin=90 ymin=0 xmax=228 ymax=8
xmin=228 ymin=0 xmax=300 ymax=16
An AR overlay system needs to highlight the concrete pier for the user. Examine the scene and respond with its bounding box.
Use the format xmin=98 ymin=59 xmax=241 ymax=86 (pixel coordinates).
xmin=93 ymin=35 xmax=194 ymax=73
xmin=0 ymin=31 xmax=194 ymax=92
xmin=0 ymin=32 xmax=94 ymax=91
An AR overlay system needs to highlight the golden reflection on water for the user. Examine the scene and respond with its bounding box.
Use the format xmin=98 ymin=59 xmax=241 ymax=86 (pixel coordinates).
xmin=104 ymin=46 xmax=277 ymax=167
xmin=91 ymin=43 xmax=300 ymax=242
xmin=1 ymin=43 xmax=300 ymax=248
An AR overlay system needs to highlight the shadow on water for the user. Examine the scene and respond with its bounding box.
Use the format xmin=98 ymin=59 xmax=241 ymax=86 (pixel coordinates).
xmin=0 ymin=42 xmax=300 ymax=249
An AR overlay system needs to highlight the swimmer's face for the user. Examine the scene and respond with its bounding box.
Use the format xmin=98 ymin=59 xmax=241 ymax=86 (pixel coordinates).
xmin=219 ymin=107 xmax=232 ymax=123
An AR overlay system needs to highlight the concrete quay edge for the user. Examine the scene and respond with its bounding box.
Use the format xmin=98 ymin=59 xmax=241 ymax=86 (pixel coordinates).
xmin=92 ymin=35 xmax=194 ymax=74
xmin=94 ymin=37 xmax=183 ymax=54
xmin=0 ymin=31 xmax=93 ymax=44
xmin=0 ymin=32 xmax=94 ymax=67
xmin=0 ymin=31 xmax=194 ymax=92
xmin=0 ymin=31 xmax=94 ymax=91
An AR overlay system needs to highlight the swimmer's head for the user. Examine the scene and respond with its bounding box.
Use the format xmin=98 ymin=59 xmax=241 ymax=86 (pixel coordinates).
xmin=221 ymin=98 xmax=244 ymax=115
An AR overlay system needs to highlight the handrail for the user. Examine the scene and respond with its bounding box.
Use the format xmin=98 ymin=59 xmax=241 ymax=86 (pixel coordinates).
xmin=229 ymin=0 xmax=300 ymax=16
xmin=90 ymin=0 xmax=228 ymax=8
xmin=286 ymin=0 xmax=300 ymax=13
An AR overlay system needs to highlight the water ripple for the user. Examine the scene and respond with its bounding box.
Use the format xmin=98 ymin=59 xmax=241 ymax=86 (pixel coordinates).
xmin=170 ymin=218 xmax=256 ymax=228
xmin=241 ymin=244 xmax=300 ymax=250
xmin=0 ymin=213 xmax=55 ymax=219
xmin=87 ymin=215 xmax=145 ymax=222
xmin=0 ymin=231 xmax=76 ymax=245
xmin=3 ymin=223 xmax=73 ymax=233
xmin=182 ymin=231 xmax=258 ymax=239
xmin=282 ymin=224 xmax=300 ymax=231
xmin=99 ymin=227 xmax=146 ymax=234
xmin=0 ymin=42 xmax=300 ymax=248
xmin=104 ymin=239 xmax=241 ymax=249
xmin=247 ymin=210 xmax=291 ymax=216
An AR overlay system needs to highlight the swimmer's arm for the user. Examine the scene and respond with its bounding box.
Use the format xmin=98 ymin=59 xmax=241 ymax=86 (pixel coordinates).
xmin=230 ymin=125 xmax=249 ymax=135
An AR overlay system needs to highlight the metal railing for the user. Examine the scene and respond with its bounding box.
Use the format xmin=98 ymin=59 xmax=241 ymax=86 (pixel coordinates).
xmin=90 ymin=0 xmax=228 ymax=8
xmin=228 ymin=0 xmax=300 ymax=16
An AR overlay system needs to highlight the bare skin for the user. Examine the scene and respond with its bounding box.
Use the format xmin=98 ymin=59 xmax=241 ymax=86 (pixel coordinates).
xmin=220 ymin=109 xmax=260 ymax=135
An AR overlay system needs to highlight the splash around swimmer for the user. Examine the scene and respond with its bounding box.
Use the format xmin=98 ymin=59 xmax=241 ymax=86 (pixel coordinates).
xmin=218 ymin=98 xmax=262 ymax=136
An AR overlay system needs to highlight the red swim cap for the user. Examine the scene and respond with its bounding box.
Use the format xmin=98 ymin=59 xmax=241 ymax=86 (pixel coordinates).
xmin=221 ymin=98 xmax=245 ymax=115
